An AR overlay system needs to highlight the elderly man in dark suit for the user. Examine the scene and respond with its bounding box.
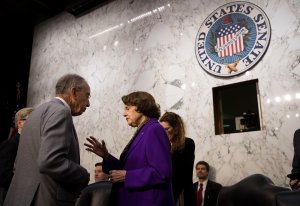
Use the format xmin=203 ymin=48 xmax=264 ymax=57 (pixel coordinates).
xmin=193 ymin=161 xmax=222 ymax=206
xmin=4 ymin=74 xmax=90 ymax=206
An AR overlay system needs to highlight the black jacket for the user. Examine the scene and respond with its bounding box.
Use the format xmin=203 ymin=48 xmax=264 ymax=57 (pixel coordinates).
xmin=172 ymin=137 xmax=196 ymax=206
xmin=292 ymin=129 xmax=300 ymax=173
xmin=193 ymin=179 xmax=222 ymax=206
xmin=0 ymin=133 xmax=20 ymax=189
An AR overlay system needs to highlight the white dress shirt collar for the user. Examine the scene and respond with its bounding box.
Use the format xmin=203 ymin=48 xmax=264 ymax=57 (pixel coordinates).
xmin=55 ymin=97 xmax=71 ymax=111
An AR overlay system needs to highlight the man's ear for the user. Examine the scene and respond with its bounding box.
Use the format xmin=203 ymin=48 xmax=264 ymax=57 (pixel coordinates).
xmin=70 ymin=86 xmax=77 ymax=97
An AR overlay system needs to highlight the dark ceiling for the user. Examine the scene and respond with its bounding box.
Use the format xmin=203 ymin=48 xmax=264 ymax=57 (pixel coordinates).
xmin=2 ymin=0 xmax=114 ymax=25
xmin=0 ymin=0 xmax=114 ymax=143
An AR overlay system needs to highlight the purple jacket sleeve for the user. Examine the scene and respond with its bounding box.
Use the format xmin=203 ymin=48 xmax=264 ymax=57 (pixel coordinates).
xmin=102 ymin=154 xmax=123 ymax=173
xmin=124 ymin=123 xmax=172 ymax=189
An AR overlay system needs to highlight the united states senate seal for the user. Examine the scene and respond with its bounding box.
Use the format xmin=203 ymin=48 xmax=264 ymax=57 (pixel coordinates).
xmin=195 ymin=1 xmax=271 ymax=77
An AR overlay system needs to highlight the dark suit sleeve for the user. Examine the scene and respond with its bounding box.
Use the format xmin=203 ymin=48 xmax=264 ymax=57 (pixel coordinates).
xmin=183 ymin=138 xmax=196 ymax=205
xmin=206 ymin=181 xmax=222 ymax=206
xmin=0 ymin=138 xmax=18 ymax=189
xmin=292 ymin=129 xmax=300 ymax=173
xmin=184 ymin=138 xmax=195 ymax=182
xmin=37 ymin=108 xmax=89 ymax=192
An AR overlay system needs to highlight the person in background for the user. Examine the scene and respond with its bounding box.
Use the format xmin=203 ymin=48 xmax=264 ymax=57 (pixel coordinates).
xmin=85 ymin=91 xmax=174 ymax=206
xmin=0 ymin=107 xmax=34 ymax=206
xmin=159 ymin=112 xmax=195 ymax=206
xmin=193 ymin=161 xmax=222 ymax=206
xmin=4 ymin=74 xmax=91 ymax=206
xmin=94 ymin=162 xmax=109 ymax=182
xmin=289 ymin=128 xmax=300 ymax=190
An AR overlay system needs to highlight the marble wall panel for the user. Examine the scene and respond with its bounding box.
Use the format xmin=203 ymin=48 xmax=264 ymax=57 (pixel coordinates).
xmin=28 ymin=0 xmax=300 ymax=186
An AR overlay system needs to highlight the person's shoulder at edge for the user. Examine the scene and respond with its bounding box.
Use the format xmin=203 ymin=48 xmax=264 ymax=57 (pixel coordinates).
xmin=38 ymin=98 xmax=70 ymax=112
xmin=0 ymin=134 xmax=20 ymax=156
xmin=185 ymin=137 xmax=195 ymax=144
xmin=145 ymin=119 xmax=170 ymax=143
xmin=294 ymin=129 xmax=300 ymax=137
xmin=145 ymin=118 xmax=164 ymax=129
xmin=184 ymin=137 xmax=195 ymax=148
xmin=0 ymin=135 xmax=18 ymax=148
xmin=293 ymin=129 xmax=300 ymax=151
xmin=210 ymin=179 xmax=223 ymax=187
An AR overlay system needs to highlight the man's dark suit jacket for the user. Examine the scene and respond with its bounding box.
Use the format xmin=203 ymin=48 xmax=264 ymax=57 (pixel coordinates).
xmin=0 ymin=133 xmax=20 ymax=189
xmin=193 ymin=179 xmax=222 ymax=206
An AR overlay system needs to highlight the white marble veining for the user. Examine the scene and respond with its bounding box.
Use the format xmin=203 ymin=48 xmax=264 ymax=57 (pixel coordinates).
xmin=27 ymin=0 xmax=300 ymax=186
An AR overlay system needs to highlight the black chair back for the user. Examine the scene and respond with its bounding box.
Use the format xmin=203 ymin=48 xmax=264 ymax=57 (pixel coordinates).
xmin=216 ymin=174 xmax=290 ymax=206
xmin=76 ymin=180 xmax=112 ymax=206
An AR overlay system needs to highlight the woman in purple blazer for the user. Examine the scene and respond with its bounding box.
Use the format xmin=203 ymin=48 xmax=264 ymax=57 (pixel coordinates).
xmin=85 ymin=91 xmax=175 ymax=206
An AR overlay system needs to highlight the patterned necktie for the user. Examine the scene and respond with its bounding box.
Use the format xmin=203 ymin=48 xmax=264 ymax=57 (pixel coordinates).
xmin=196 ymin=183 xmax=203 ymax=206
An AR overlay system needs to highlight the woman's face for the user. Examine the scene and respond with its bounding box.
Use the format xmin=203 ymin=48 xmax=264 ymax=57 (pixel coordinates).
xmin=123 ymin=105 xmax=144 ymax=127
xmin=160 ymin=121 xmax=174 ymax=140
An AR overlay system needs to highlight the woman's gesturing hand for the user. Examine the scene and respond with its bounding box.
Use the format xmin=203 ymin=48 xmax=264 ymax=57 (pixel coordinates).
xmin=109 ymin=170 xmax=126 ymax=183
xmin=84 ymin=136 xmax=109 ymax=159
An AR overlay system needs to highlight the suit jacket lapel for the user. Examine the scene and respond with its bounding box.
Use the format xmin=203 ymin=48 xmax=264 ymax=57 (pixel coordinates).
xmin=124 ymin=128 xmax=145 ymax=160
xmin=72 ymin=120 xmax=80 ymax=164
xmin=204 ymin=180 xmax=212 ymax=203
xmin=72 ymin=124 xmax=79 ymax=143
xmin=122 ymin=119 xmax=152 ymax=161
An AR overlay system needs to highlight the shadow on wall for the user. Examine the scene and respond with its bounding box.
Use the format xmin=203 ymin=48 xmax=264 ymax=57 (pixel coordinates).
xmin=208 ymin=167 xmax=218 ymax=182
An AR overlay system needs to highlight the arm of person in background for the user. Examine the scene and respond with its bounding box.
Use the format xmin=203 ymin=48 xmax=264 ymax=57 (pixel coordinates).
xmin=182 ymin=138 xmax=195 ymax=190
xmin=290 ymin=129 xmax=300 ymax=190
xmin=0 ymin=139 xmax=18 ymax=189
xmin=183 ymin=138 xmax=196 ymax=203
xmin=184 ymin=138 xmax=195 ymax=185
